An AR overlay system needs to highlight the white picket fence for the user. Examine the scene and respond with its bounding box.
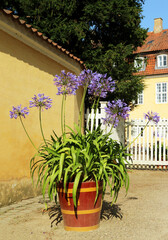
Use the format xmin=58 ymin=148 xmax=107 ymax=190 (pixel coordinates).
xmin=126 ymin=118 xmax=168 ymax=168
xmin=85 ymin=102 xmax=168 ymax=168
xmin=85 ymin=102 xmax=125 ymax=145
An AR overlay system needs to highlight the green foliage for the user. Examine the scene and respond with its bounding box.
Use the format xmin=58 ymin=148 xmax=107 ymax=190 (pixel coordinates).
xmin=30 ymin=126 xmax=130 ymax=207
xmin=1 ymin=0 xmax=148 ymax=104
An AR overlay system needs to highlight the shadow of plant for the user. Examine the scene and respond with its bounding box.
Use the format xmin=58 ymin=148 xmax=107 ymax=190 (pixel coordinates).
xmin=43 ymin=204 xmax=63 ymax=227
xmin=100 ymin=200 xmax=122 ymax=220
xmin=45 ymin=200 xmax=122 ymax=227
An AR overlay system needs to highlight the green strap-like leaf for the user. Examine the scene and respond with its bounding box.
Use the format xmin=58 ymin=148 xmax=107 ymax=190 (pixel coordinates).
xmin=64 ymin=138 xmax=81 ymax=147
xmin=58 ymin=147 xmax=70 ymax=154
xmin=45 ymin=147 xmax=58 ymax=156
xmin=72 ymin=171 xmax=82 ymax=207
xmin=42 ymin=168 xmax=51 ymax=198
xmin=71 ymin=146 xmax=76 ymax=164
xmin=92 ymin=173 xmax=99 ymax=205
xmin=64 ymin=163 xmax=73 ymax=192
xmin=48 ymin=169 xmax=59 ymax=198
xmin=58 ymin=153 xmax=65 ymax=181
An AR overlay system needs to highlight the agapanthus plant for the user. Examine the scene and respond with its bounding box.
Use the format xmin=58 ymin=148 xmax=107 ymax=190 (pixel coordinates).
xmin=9 ymin=69 xmax=160 ymax=209
xmin=54 ymin=70 xmax=79 ymax=95
xmin=77 ymin=69 xmax=116 ymax=132
xmin=103 ymin=100 xmax=130 ymax=128
xmin=78 ymin=69 xmax=115 ymax=98
xmin=10 ymin=105 xmax=29 ymax=119
xmin=126 ymin=110 xmax=160 ymax=149
xmin=144 ymin=111 xmax=160 ymax=124
xmin=54 ymin=71 xmax=80 ymax=135
xmin=9 ymin=94 xmax=52 ymax=150
xmin=29 ymin=94 xmax=52 ymax=110
xmin=9 ymin=105 xmax=37 ymax=150
xmin=88 ymin=73 xmax=115 ymax=98
xmin=29 ymin=94 xmax=52 ymax=146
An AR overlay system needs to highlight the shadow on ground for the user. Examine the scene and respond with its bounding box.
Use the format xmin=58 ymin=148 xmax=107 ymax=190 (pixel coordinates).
xmin=45 ymin=200 xmax=122 ymax=227
xmin=46 ymin=205 xmax=63 ymax=227
xmin=101 ymin=200 xmax=122 ymax=220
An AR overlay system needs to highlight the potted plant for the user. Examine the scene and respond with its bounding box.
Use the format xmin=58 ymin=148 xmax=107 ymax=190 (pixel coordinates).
xmin=9 ymin=70 xmax=160 ymax=231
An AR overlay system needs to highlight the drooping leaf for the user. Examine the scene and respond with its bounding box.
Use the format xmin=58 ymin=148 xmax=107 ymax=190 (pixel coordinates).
xmin=58 ymin=153 xmax=65 ymax=181
xmin=72 ymin=171 xmax=82 ymax=207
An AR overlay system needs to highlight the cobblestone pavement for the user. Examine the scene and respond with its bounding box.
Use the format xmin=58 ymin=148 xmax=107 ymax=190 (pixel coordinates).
xmin=0 ymin=170 xmax=168 ymax=240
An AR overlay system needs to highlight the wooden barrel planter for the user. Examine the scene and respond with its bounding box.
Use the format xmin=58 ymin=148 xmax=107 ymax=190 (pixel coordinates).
xmin=57 ymin=181 xmax=103 ymax=232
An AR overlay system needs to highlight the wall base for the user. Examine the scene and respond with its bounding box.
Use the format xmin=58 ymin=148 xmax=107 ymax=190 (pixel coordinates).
xmin=0 ymin=178 xmax=42 ymax=207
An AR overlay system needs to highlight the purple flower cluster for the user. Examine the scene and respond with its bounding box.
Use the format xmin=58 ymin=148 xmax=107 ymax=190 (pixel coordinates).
xmin=53 ymin=69 xmax=115 ymax=98
xmin=10 ymin=105 xmax=29 ymax=119
xmin=88 ymin=73 xmax=115 ymax=98
xmin=103 ymin=100 xmax=130 ymax=128
xmin=78 ymin=69 xmax=115 ymax=98
xmin=144 ymin=111 xmax=160 ymax=124
xmin=53 ymin=70 xmax=79 ymax=95
xmin=29 ymin=94 xmax=52 ymax=110
xmin=77 ymin=69 xmax=94 ymax=87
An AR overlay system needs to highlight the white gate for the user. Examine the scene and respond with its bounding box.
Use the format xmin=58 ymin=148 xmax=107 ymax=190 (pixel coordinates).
xmin=126 ymin=118 xmax=168 ymax=168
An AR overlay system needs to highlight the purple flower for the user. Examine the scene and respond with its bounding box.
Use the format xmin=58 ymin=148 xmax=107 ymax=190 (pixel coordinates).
xmin=144 ymin=111 xmax=160 ymax=124
xmin=78 ymin=69 xmax=115 ymax=98
xmin=103 ymin=100 xmax=130 ymax=128
xmin=77 ymin=69 xmax=94 ymax=87
xmin=10 ymin=105 xmax=29 ymax=119
xmin=29 ymin=94 xmax=52 ymax=110
xmin=53 ymin=70 xmax=79 ymax=95
xmin=90 ymin=73 xmax=115 ymax=98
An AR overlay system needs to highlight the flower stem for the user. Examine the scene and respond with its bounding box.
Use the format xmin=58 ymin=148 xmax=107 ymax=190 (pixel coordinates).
xmin=64 ymin=95 xmax=66 ymax=134
xmin=19 ymin=116 xmax=37 ymax=150
xmin=125 ymin=120 xmax=149 ymax=150
xmin=108 ymin=120 xmax=116 ymax=135
xmin=61 ymin=94 xmax=65 ymax=136
xmin=79 ymin=86 xmax=87 ymax=134
xmin=39 ymin=107 xmax=47 ymax=146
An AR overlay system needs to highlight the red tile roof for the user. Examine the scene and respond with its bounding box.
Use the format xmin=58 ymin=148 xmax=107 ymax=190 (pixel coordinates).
xmin=135 ymin=53 xmax=168 ymax=76
xmin=135 ymin=29 xmax=168 ymax=54
xmin=134 ymin=28 xmax=168 ymax=76
xmin=1 ymin=9 xmax=85 ymax=68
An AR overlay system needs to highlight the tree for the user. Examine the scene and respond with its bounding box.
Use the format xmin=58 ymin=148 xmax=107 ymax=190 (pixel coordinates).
xmin=0 ymin=0 xmax=148 ymax=104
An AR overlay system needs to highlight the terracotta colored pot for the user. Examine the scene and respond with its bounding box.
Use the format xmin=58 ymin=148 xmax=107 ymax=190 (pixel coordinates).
xmin=57 ymin=181 xmax=103 ymax=232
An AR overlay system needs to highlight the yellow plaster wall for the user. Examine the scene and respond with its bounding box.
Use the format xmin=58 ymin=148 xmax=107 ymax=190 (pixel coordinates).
xmin=0 ymin=29 xmax=83 ymax=181
xmin=129 ymin=75 xmax=168 ymax=119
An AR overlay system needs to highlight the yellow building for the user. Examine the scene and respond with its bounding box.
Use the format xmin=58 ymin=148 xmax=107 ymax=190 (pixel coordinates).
xmin=130 ymin=18 xmax=168 ymax=119
xmin=0 ymin=9 xmax=84 ymax=206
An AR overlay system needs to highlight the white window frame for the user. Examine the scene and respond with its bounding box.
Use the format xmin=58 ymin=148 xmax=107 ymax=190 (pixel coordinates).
xmin=137 ymin=92 xmax=144 ymax=104
xmin=156 ymin=82 xmax=167 ymax=104
xmin=134 ymin=57 xmax=145 ymax=71
xmin=156 ymin=54 xmax=167 ymax=68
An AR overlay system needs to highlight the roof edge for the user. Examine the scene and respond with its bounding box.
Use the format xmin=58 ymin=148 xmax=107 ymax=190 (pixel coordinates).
xmin=0 ymin=9 xmax=85 ymax=72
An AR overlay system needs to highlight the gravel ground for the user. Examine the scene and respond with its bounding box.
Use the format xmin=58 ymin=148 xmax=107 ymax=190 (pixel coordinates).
xmin=0 ymin=170 xmax=168 ymax=240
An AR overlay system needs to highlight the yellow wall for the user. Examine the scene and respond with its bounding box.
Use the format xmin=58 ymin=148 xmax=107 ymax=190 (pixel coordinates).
xmin=0 ymin=29 xmax=83 ymax=184
xmin=129 ymin=75 xmax=168 ymax=119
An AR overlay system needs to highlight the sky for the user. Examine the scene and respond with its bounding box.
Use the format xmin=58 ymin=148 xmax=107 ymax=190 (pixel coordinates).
xmin=141 ymin=0 xmax=168 ymax=32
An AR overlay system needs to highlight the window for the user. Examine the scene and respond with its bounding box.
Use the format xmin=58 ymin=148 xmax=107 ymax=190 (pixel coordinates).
xmin=132 ymin=92 xmax=143 ymax=105
xmin=156 ymin=83 xmax=167 ymax=103
xmin=134 ymin=57 xmax=145 ymax=71
xmin=157 ymin=54 xmax=167 ymax=68
xmin=137 ymin=92 xmax=143 ymax=104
